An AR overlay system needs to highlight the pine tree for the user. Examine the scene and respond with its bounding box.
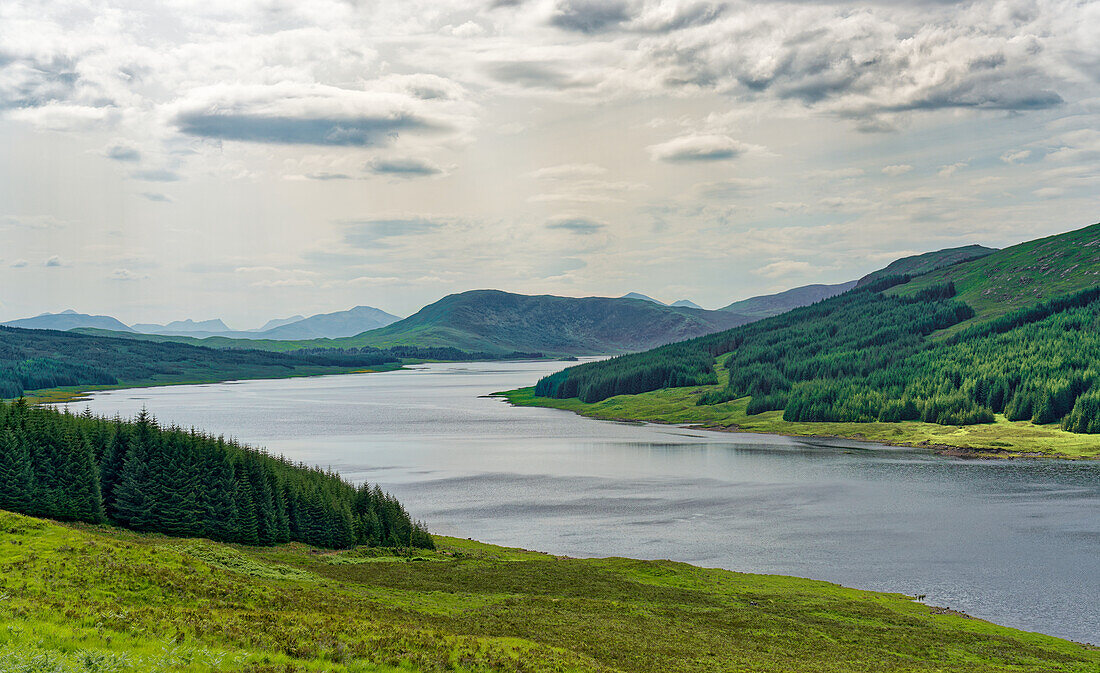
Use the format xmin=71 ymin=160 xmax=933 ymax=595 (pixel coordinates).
xmin=0 ymin=428 xmax=33 ymax=512
xmin=110 ymin=438 xmax=156 ymax=530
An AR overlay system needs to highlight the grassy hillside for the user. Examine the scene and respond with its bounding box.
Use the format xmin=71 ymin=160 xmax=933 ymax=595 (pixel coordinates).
xmin=899 ymin=223 xmax=1100 ymax=324
xmin=3 ymin=510 xmax=1097 ymax=673
xmin=857 ymin=245 xmax=997 ymax=287
xmin=520 ymin=223 xmax=1100 ymax=456
xmin=340 ymin=290 xmax=752 ymax=355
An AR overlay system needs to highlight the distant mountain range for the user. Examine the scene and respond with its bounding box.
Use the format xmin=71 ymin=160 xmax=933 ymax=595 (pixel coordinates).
xmin=1 ymin=310 xmax=134 ymax=333
xmin=4 ymin=306 xmax=400 ymax=341
xmin=131 ymin=318 xmax=232 ymax=335
xmin=256 ymin=306 xmax=401 ymax=339
xmin=341 ymin=290 xmax=753 ymax=355
xmin=6 ymin=244 xmax=1003 ymax=357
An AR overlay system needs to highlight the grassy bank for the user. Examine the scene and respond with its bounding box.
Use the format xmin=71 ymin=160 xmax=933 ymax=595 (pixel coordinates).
xmin=1 ymin=509 xmax=1097 ymax=672
xmin=499 ymin=361 xmax=1100 ymax=459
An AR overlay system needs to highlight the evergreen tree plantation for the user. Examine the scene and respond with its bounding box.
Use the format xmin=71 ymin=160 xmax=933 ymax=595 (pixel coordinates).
xmin=0 ymin=399 xmax=433 ymax=550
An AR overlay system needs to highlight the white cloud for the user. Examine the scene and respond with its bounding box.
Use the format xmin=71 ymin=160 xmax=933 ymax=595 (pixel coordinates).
xmin=758 ymin=260 xmax=813 ymax=278
xmin=648 ymin=134 xmax=748 ymax=163
xmin=938 ymin=162 xmax=969 ymax=177
xmin=1000 ymin=150 xmax=1031 ymax=164
xmin=882 ymin=164 xmax=913 ymax=176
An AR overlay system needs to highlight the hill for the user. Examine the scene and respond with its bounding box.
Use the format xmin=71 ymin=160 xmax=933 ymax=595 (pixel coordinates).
xmin=0 ymin=325 xmax=407 ymax=399
xmin=2 ymin=309 xmax=134 ymax=332
xmin=720 ymin=281 xmax=857 ymax=319
xmin=857 ymin=244 xmax=997 ymax=287
xmin=671 ymin=299 xmax=703 ymax=309
xmin=258 ymin=305 xmax=401 ymax=339
xmin=343 ymin=290 xmax=753 ymax=355
xmin=620 ymin=291 xmax=664 ymax=303
xmin=520 ymin=223 xmax=1100 ymax=456
xmin=4 ymin=511 xmax=1096 ymax=672
xmin=900 ymin=225 xmax=1100 ymax=323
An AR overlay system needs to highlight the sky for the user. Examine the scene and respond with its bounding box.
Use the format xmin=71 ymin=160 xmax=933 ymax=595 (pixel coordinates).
xmin=0 ymin=0 xmax=1097 ymax=327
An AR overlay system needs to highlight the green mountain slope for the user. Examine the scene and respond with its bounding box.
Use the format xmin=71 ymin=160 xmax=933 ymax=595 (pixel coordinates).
xmin=4 ymin=510 xmax=1096 ymax=672
xmin=523 ymin=223 xmax=1100 ymax=455
xmin=857 ymin=244 xmax=997 ymax=287
xmin=900 ymin=223 xmax=1100 ymax=322
xmin=341 ymin=289 xmax=754 ymax=355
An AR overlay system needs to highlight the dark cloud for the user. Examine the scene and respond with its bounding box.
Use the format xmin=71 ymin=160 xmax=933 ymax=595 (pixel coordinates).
xmin=44 ymin=255 xmax=63 ymax=267
xmin=366 ymin=157 xmax=442 ymax=177
xmin=139 ymin=192 xmax=172 ymax=202
xmin=107 ymin=145 xmax=141 ymax=162
xmin=174 ymin=112 xmax=433 ymax=146
xmin=0 ymin=54 xmax=80 ymax=110
xmin=636 ymin=3 xmax=726 ymax=33
xmin=486 ymin=61 xmax=583 ymax=89
xmin=343 ymin=218 xmax=444 ymax=247
xmin=546 ymin=216 xmax=605 ymax=234
xmin=550 ymin=0 xmax=631 ymax=34
xmin=305 ymin=172 xmax=355 ymax=181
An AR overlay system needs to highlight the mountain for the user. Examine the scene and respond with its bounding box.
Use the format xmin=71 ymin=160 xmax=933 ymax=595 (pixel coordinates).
xmin=620 ymin=292 xmax=664 ymax=304
xmin=258 ymin=305 xmax=401 ymax=339
xmin=671 ymin=299 xmax=703 ymax=309
xmin=856 ymin=244 xmax=997 ymax=287
xmin=345 ymin=290 xmax=752 ymax=355
xmin=529 ymin=223 xmax=1100 ymax=454
xmin=1 ymin=310 xmax=134 ymax=333
xmin=132 ymin=318 xmax=232 ymax=335
xmin=720 ymin=282 xmax=857 ymax=319
xmin=252 ymin=315 xmax=305 ymax=332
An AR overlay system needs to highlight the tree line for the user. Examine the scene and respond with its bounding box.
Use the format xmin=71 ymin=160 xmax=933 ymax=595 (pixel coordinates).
xmin=536 ymin=278 xmax=1100 ymax=434
xmin=0 ymin=399 xmax=433 ymax=549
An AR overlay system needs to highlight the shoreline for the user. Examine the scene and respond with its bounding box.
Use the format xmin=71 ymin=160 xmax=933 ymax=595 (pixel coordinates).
xmin=495 ymin=388 xmax=1100 ymax=460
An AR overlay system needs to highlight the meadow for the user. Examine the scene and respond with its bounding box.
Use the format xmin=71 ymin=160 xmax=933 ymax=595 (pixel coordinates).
xmin=2 ymin=509 xmax=1098 ymax=672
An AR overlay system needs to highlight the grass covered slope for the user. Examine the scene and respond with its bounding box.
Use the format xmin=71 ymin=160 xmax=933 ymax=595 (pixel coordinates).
xmin=901 ymin=222 xmax=1100 ymax=323
xmin=3 ymin=510 xmax=1098 ymax=673
xmin=342 ymin=290 xmax=752 ymax=355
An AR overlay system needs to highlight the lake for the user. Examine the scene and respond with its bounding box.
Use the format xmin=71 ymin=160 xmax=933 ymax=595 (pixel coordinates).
xmin=65 ymin=360 xmax=1100 ymax=644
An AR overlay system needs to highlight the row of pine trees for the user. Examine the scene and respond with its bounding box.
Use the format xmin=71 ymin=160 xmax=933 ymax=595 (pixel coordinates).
xmin=0 ymin=399 xmax=433 ymax=549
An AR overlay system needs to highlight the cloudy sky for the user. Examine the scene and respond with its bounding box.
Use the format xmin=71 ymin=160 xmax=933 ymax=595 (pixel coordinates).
xmin=1 ymin=0 xmax=1097 ymax=326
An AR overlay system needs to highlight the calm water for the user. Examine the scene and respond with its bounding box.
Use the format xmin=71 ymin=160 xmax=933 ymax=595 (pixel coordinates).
xmin=66 ymin=361 xmax=1100 ymax=644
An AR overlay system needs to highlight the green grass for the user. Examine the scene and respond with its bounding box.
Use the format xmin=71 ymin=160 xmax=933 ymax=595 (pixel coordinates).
xmin=2 ymin=510 xmax=1097 ymax=672
xmin=897 ymin=222 xmax=1100 ymax=332
xmin=500 ymin=356 xmax=1100 ymax=459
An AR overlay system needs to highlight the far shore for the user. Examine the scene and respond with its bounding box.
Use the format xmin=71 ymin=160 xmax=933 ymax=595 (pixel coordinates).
xmin=496 ymin=387 xmax=1100 ymax=460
